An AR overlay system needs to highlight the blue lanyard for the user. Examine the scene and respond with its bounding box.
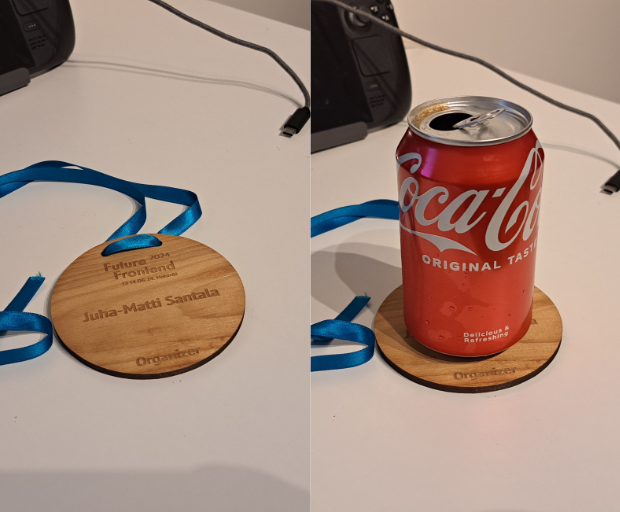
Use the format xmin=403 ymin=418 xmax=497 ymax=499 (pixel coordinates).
xmin=0 ymin=160 xmax=202 ymax=366
xmin=311 ymin=199 xmax=399 ymax=371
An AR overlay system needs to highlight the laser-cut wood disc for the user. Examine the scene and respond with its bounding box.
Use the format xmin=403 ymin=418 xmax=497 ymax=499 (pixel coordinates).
xmin=374 ymin=286 xmax=561 ymax=393
xmin=50 ymin=234 xmax=245 ymax=379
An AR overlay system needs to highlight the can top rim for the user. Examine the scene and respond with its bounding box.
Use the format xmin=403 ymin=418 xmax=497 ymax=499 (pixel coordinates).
xmin=407 ymin=96 xmax=533 ymax=147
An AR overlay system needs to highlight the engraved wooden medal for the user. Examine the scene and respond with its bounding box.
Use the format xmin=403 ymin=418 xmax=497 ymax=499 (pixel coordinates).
xmin=50 ymin=234 xmax=245 ymax=378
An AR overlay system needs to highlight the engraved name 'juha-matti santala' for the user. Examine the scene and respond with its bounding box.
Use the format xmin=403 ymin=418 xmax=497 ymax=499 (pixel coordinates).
xmin=82 ymin=288 xmax=221 ymax=322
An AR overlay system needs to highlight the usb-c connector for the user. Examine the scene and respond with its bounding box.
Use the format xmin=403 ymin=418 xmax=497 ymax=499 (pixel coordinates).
xmin=282 ymin=107 xmax=311 ymax=138
xmin=603 ymin=170 xmax=620 ymax=194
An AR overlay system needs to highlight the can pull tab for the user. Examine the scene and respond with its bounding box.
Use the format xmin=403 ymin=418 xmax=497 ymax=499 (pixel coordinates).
xmin=453 ymin=108 xmax=505 ymax=129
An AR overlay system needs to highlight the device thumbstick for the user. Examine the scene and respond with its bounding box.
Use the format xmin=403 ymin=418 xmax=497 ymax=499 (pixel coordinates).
xmin=347 ymin=6 xmax=370 ymax=28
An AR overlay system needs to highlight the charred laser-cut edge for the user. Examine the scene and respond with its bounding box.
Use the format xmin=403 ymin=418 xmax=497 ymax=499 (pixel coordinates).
xmin=376 ymin=336 xmax=561 ymax=393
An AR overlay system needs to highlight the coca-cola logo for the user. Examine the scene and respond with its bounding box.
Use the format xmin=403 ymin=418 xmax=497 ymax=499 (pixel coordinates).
xmin=397 ymin=141 xmax=544 ymax=254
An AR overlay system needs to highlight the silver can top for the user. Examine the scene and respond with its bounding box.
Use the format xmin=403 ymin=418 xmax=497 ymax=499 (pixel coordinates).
xmin=407 ymin=96 xmax=533 ymax=147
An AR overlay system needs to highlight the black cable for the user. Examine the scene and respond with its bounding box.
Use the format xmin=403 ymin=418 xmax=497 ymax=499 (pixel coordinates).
xmin=148 ymin=0 xmax=310 ymax=136
xmin=318 ymin=0 xmax=620 ymax=192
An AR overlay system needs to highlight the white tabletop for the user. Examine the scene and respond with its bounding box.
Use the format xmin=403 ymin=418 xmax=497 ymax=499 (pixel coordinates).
xmin=312 ymin=47 xmax=620 ymax=511
xmin=0 ymin=1 xmax=309 ymax=510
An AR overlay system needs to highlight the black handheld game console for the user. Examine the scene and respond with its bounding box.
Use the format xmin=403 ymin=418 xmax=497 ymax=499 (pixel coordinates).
xmin=311 ymin=0 xmax=412 ymax=152
xmin=0 ymin=0 xmax=75 ymax=96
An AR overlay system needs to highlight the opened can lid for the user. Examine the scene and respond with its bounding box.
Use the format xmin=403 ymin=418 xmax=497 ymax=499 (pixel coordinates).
xmin=407 ymin=96 xmax=533 ymax=147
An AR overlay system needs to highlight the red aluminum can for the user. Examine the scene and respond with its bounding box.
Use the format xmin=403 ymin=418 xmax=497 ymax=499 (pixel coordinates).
xmin=396 ymin=96 xmax=544 ymax=356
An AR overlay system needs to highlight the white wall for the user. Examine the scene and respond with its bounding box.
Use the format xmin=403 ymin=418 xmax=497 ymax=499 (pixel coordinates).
xmin=209 ymin=0 xmax=309 ymax=30
xmin=209 ymin=0 xmax=619 ymax=102
xmin=391 ymin=0 xmax=620 ymax=104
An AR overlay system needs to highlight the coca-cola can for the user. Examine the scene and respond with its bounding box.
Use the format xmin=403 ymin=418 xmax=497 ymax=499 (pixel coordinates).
xmin=396 ymin=96 xmax=544 ymax=357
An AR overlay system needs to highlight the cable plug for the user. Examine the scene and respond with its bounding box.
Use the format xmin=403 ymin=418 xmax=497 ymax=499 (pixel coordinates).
xmin=281 ymin=107 xmax=311 ymax=137
xmin=603 ymin=170 xmax=620 ymax=194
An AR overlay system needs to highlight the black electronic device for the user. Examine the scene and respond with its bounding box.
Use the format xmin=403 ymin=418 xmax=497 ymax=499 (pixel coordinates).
xmin=0 ymin=0 xmax=75 ymax=96
xmin=311 ymin=0 xmax=411 ymax=153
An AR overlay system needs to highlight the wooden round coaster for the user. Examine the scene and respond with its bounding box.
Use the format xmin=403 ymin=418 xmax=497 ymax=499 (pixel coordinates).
xmin=374 ymin=286 xmax=562 ymax=393
xmin=50 ymin=234 xmax=245 ymax=379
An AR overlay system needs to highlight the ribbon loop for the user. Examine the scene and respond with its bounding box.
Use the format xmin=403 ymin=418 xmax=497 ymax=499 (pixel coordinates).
xmin=0 ymin=276 xmax=53 ymax=366
xmin=312 ymin=295 xmax=370 ymax=343
xmin=311 ymin=296 xmax=374 ymax=371
xmin=102 ymin=234 xmax=163 ymax=256
xmin=311 ymin=318 xmax=376 ymax=372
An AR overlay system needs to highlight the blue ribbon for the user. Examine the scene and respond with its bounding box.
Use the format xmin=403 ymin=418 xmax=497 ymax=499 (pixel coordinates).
xmin=311 ymin=296 xmax=375 ymax=371
xmin=0 ymin=161 xmax=202 ymax=366
xmin=311 ymin=200 xmax=399 ymax=371
xmin=102 ymin=234 xmax=162 ymax=256
xmin=0 ymin=276 xmax=53 ymax=366
xmin=0 ymin=161 xmax=201 ymax=249
xmin=311 ymin=199 xmax=399 ymax=238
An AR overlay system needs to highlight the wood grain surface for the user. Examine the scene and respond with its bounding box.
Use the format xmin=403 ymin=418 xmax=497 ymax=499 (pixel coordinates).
xmin=50 ymin=234 xmax=245 ymax=379
xmin=374 ymin=286 xmax=562 ymax=393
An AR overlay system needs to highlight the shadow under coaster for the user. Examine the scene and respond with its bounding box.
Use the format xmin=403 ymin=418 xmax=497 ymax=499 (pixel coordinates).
xmin=374 ymin=286 xmax=562 ymax=393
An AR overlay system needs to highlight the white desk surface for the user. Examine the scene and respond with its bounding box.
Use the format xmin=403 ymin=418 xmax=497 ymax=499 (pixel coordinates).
xmin=312 ymin=47 xmax=620 ymax=511
xmin=0 ymin=1 xmax=309 ymax=511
